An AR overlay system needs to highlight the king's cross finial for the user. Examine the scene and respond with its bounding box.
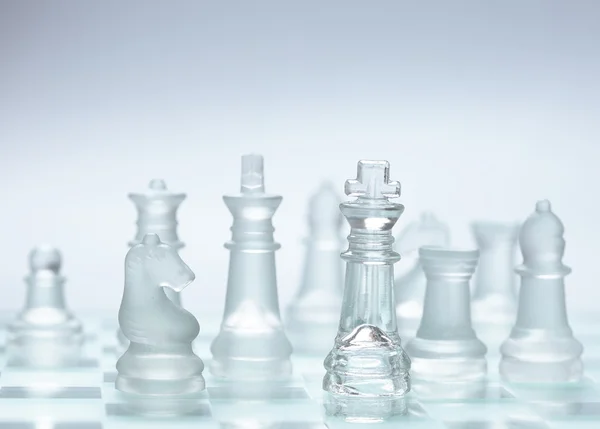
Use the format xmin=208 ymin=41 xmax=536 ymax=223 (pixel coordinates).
xmin=241 ymin=153 xmax=265 ymax=194
xmin=344 ymin=160 xmax=400 ymax=199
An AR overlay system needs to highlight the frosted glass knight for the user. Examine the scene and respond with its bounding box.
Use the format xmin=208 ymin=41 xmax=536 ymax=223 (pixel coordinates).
xmin=116 ymin=233 xmax=205 ymax=396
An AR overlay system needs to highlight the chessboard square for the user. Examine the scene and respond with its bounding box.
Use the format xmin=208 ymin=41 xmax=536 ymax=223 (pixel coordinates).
xmin=0 ymin=386 xmax=101 ymax=399
xmin=207 ymin=385 xmax=309 ymax=400
xmin=443 ymin=421 xmax=550 ymax=429
xmin=210 ymin=398 xmax=322 ymax=424
xmin=502 ymin=379 xmax=600 ymax=403
xmin=0 ymin=424 xmax=103 ymax=429
xmin=103 ymin=371 xmax=117 ymax=383
xmin=422 ymin=402 xmax=541 ymax=422
xmin=0 ymin=367 xmax=102 ymax=388
xmin=533 ymin=401 xmax=600 ymax=420
xmin=105 ymin=402 xmax=212 ymax=418
xmin=0 ymin=398 xmax=104 ymax=422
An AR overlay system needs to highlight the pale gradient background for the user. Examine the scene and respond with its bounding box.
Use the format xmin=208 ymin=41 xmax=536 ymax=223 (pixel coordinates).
xmin=0 ymin=1 xmax=598 ymax=318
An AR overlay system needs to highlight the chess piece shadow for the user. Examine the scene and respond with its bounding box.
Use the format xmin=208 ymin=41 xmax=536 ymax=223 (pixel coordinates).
xmin=116 ymin=233 xmax=204 ymax=402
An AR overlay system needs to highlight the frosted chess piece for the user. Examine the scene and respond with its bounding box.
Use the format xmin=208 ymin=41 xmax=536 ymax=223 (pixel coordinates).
xmin=7 ymin=246 xmax=83 ymax=367
xmin=323 ymin=160 xmax=411 ymax=400
xmin=285 ymin=182 xmax=344 ymax=355
xmin=210 ymin=154 xmax=292 ymax=380
xmin=471 ymin=221 xmax=520 ymax=325
xmin=405 ymin=247 xmax=487 ymax=389
xmin=500 ymin=200 xmax=583 ymax=383
xmin=116 ymin=233 xmax=205 ymax=395
xmin=117 ymin=179 xmax=187 ymax=352
xmin=129 ymin=178 xmax=186 ymax=305
xmin=395 ymin=213 xmax=450 ymax=339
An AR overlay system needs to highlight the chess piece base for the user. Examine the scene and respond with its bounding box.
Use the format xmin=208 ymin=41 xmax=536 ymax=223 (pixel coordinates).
xmin=323 ymin=324 xmax=411 ymax=397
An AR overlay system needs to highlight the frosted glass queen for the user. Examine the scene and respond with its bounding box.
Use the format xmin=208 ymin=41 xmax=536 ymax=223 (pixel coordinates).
xmin=323 ymin=160 xmax=411 ymax=398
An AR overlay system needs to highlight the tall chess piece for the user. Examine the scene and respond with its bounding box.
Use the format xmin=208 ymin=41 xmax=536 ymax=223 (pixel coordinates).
xmin=286 ymin=182 xmax=344 ymax=355
xmin=7 ymin=246 xmax=83 ymax=367
xmin=117 ymin=179 xmax=187 ymax=351
xmin=500 ymin=200 xmax=583 ymax=383
xmin=129 ymin=178 xmax=186 ymax=305
xmin=395 ymin=213 xmax=450 ymax=339
xmin=323 ymin=160 xmax=411 ymax=401
xmin=471 ymin=221 xmax=520 ymax=324
xmin=210 ymin=154 xmax=292 ymax=380
xmin=116 ymin=233 xmax=205 ymax=395
xmin=405 ymin=246 xmax=487 ymax=395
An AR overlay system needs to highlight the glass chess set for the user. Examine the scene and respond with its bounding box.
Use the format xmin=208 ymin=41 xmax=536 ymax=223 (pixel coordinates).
xmin=0 ymin=155 xmax=598 ymax=429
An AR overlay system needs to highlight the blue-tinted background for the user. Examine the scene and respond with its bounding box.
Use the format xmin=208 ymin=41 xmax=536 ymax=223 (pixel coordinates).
xmin=0 ymin=1 xmax=598 ymax=315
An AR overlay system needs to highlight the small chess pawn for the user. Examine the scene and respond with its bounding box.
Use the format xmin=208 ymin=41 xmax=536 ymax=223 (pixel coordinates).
xmin=500 ymin=200 xmax=583 ymax=383
xmin=7 ymin=246 xmax=83 ymax=367
xmin=116 ymin=234 xmax=204 ymax=395
xmin=285 ymin=182 xmax=344 ymax=355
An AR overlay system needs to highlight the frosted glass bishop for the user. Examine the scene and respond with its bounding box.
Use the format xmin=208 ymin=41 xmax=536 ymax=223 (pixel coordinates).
xmin=210 ymin=154 xmax=292 ymax=380
xmin=500 ymin=200 xmax=583 ymax=383
xmin=323 ymin=160 xmax=411 ymax=398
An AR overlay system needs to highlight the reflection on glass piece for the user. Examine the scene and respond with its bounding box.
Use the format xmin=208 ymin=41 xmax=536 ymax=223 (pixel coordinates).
xmin=116 ymin=233 xmax=205 ymax=396
xmin=323 ymin=160 xmax=410 ymax=404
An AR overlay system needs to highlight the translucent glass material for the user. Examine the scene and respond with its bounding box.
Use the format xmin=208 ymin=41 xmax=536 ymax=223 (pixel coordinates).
xmin=471 ymin=221 xmax=520 ymax=324
xmin=500 ymin=200 xmax=583 ymax=383
xmin=210 ymin=154 xmax=292 ymax=380
xmin=116 ymin=233 xmax=205 ymax=395
xmin=7 ymin=246 xmax=83 ymax=367
xmin=286 ymin=182 xmax=344 ymax=355
xmin=323 ymin=160 xmax=410 ymax=399
xmin=405 ymin=246 xmax=487 ymax=386
xmin=394 ymin=212 xmax=450 ymax=338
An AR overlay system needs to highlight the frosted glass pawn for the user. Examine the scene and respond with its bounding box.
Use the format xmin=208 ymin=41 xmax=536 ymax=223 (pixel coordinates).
xmin=285 ymin=182 xmax=344 ymax=355
xmin=500 ymin=200 xmax=583 ymax=383
xmin=323 ymin=160 xmax=411 ymax=399
xmin=7 ymin=246 xmax=83 ymax=367
xmin=116 ymin=233 xmax=204 ymax=395
xmin=405 ymin=247 xmax=487 ymax=386
xmin=395 ymin=213 xmax=450 ymax=339
xmin=210 ymin=154 xmax=292 ymax=380
xmin=471 ymin=221 xmax=520 ymax=324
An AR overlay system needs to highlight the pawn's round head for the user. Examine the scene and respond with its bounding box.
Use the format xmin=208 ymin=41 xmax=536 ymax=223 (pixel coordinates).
xmin=519 ymin=200 xmax=566 ymax=269
xmin=148 ymin=179 xmax=168 ymax=191
xmin=29 ymin=245 xmax=62 ymax=274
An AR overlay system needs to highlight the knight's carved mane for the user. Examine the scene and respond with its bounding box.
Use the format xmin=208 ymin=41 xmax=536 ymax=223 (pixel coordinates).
xmin=125 ymin=244 xmax=169 ymax=273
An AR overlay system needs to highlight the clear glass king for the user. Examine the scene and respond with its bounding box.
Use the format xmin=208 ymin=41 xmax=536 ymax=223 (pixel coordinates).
xmin=323 ymin=160 xmax=411 ymax=398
